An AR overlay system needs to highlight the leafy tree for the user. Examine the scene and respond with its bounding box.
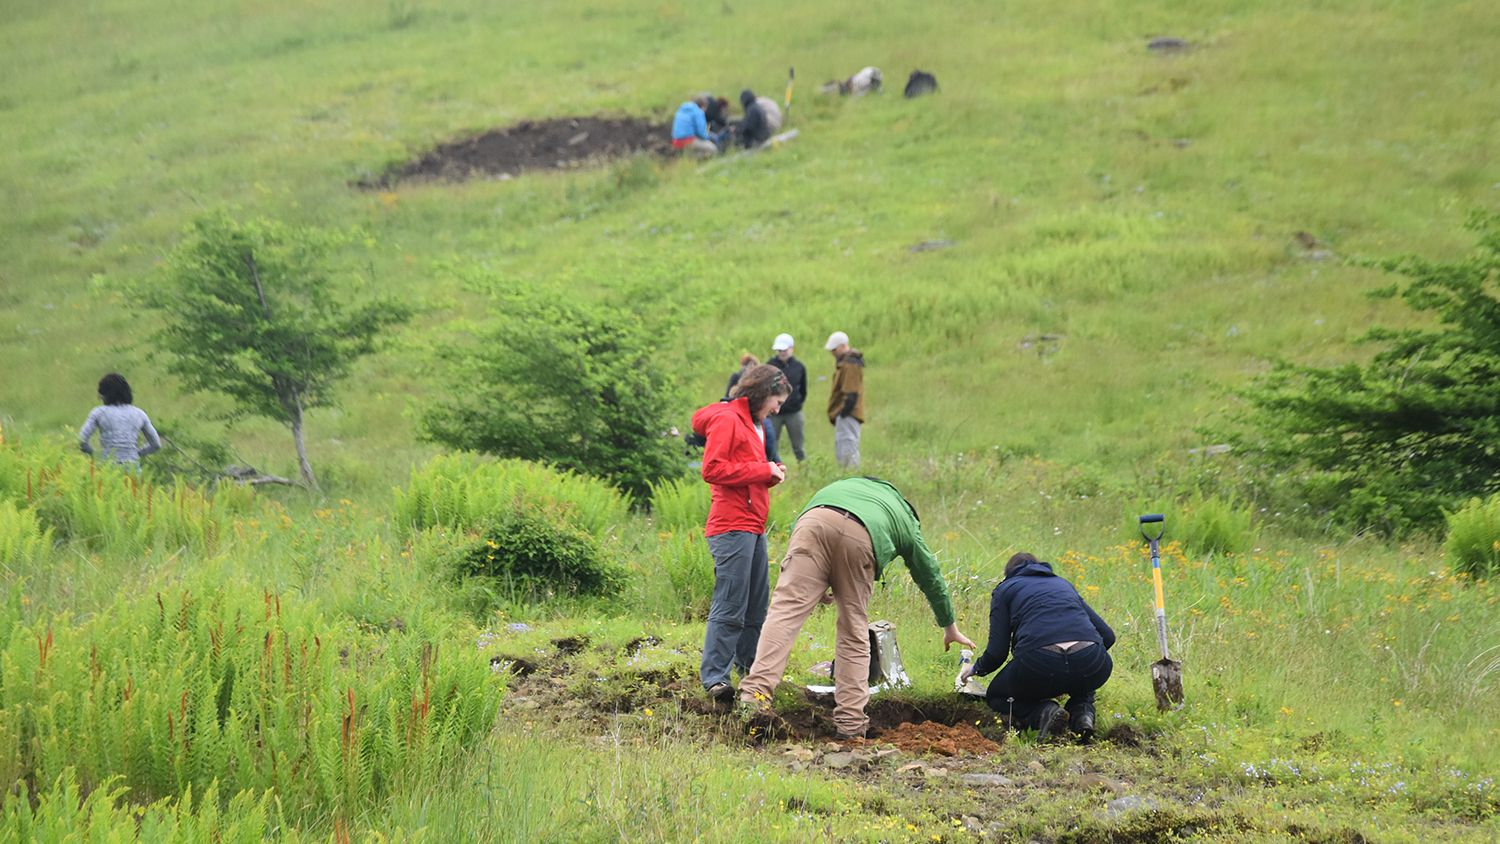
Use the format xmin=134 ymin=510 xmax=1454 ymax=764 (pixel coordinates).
xmin=139 ymin=213 xmax=411 ymax=489
xmin=422 ymin=284 xmax=686 ymax=501
xmin=1225 ymin=212 xmax=1500 ymax=535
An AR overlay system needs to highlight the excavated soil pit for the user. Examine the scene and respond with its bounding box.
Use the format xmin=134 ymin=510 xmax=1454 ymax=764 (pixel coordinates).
xmin=365 ymin=116 xmax=671 ymax=187
xmin=742 ymin=697 xmax=1000 ymax=746
xmin=878 ymin=721 xmax=1001 ymax=756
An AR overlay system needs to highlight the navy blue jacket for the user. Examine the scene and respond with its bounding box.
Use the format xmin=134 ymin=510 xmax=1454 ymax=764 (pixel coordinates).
xmin=972 ymin=561 xmax=1115 ymax=677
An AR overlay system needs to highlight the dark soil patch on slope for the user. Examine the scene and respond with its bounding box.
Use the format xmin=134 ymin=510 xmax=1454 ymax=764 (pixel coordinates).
xmin=364 ymin=115 xmax=671 ymax=187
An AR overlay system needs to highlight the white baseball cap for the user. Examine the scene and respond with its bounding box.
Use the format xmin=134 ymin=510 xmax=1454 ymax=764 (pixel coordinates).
xmin=772 ymin=333 xmax=795 ymax=351
xmin=824 ymin=331 xmax=849 ymax=350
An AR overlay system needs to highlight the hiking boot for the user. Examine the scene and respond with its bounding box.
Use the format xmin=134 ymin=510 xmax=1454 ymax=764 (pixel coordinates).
xmin=706 ymin=682 xmax=735 ymax=704
xmin=1032 ymin=701 xmax=1064 ymax=741
xmin=1066 ymin=702 xmax=1096 ymax=739
xmin=834 ymin=728 xmax=867 ymax=742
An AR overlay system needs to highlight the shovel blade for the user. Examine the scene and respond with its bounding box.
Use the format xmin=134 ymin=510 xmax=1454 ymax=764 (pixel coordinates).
xmin=1151 ymin=658 xmax=1184 ymax=711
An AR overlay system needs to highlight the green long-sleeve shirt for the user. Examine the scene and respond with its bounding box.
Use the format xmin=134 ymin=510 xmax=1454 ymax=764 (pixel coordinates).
xmin=801 ymin=477 xmax=956 ymax=627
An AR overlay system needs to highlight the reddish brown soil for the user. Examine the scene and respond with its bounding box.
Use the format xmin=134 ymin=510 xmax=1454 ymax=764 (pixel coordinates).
xmin=877 ymin=721 xmax=1001 ymax=756
xmin=366 ymin=116 xmax=671 ymax=187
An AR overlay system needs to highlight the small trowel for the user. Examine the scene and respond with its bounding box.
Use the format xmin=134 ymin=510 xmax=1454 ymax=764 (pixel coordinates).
xmin=954 ymin=648 xmax=986 ymax=699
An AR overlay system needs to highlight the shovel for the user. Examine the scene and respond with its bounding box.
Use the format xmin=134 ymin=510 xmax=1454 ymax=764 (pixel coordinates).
xmin=1140 ymin=514 xmax=1184 ymax=710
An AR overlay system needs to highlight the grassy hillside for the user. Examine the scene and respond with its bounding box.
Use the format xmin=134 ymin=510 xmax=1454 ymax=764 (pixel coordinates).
xmin=2 ymin=0 xmax=1499 ymax=840
xmin=5 ymin=0 xmax=1496 ymax=475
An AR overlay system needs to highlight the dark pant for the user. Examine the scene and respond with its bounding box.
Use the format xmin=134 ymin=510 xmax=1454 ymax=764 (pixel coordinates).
xmin=701 ymin=531 xmax=769 ymax=689
xmin=984 ymin=645 xmax=1113 ymax=728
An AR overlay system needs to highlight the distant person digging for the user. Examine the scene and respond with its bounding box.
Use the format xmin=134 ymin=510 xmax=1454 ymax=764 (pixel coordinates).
xmin=903 ymin=69 xmax=938 ymax=98
xmin=704 ymin=95 xmax=732 ymax=135
xmin=672 ymin=95 xmax=722 ymax=156
xmin=820 ymin=66 xmax=883 ymax=96
xmin=737 ymin=88 xmax=783 ymax=148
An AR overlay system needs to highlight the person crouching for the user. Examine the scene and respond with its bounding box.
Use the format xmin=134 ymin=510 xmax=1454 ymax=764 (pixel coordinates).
xmin=958 ymin=552 xmax=1116 ymax=740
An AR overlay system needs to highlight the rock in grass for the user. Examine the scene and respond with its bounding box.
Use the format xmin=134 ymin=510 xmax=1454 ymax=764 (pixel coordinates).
xmin=1079 ymin=773 xmax=1126 ymax=793
xmin=960 ymin=773 xmax=1015 ymax=787
xmin=783 ymin=746 xmax=817 ymax=763
xmin=823 ymin=751 xmax=858 ymax=769
xmin=1148 ymin=37 xmax=1189 ymax=52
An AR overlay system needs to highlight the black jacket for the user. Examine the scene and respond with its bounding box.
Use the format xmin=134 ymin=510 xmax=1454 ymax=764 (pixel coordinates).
xmin=739 ymin=90 xmax=770 ymax=148
xmin=972 ymin=561 xmax=1115 ymax=677
xmin=767 ymin=355 xmax=808 ymax=415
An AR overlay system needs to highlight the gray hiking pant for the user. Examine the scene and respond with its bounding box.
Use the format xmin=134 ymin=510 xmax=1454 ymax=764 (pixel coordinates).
xmin=769 ymin=410 xmax=806 ymax=462
xmin=834 ymin=416 xmax=862 ymax=468
xmin=701 ymin=531 xmax=769 ymax=689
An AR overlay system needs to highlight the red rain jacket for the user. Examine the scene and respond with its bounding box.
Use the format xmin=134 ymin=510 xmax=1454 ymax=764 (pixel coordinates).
xmin=691 ymin=397 xmax=780 ymax=536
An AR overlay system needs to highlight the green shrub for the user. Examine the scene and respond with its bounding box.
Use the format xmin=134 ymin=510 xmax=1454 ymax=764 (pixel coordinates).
xmin=1223 ymin=212 xmax=1500 ymax=536
xmin=455 ymin=506 xmax=628 ymax=603
xmin=1175 ymin=494 xmax=1255 ymax=557
xmin=394 ymin=453 xmax=628 ymax=540
xmin=421 ymin=281 xmax=687 ymax=501
xmin=1443 ymin=495 xmax=1500 ymax=580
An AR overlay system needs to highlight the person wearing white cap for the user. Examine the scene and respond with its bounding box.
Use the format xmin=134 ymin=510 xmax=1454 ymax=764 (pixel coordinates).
xmin=824 ymin=331 xmax=865 ymax=467
xmin=767 ymin=333 xmax=809 ymax=462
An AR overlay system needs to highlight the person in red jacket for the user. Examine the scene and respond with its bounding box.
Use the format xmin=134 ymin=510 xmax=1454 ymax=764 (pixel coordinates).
xmin=691 ymin=364 xmax=792 ymax=702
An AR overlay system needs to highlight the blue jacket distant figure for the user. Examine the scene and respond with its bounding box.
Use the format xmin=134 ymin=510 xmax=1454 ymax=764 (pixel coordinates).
xmin=672 ymin=97 xmax=718 ymax=156
xmin=959 ymin=553 xmax=1116 ymax=739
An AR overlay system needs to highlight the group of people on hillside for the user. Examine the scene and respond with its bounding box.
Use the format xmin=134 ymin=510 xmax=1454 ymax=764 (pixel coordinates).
xmin=718 ymin=331 xmax=863 ymax=469
xmin=672 ymin=90 xmax=784 ymax=155
xmin=690 ymin=335 xmax=1116 ymax=740
xmin=75 ymin=360 xmax=1115 ymax=740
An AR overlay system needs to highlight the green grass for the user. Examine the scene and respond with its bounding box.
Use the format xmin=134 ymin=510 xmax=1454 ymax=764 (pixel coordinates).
xmin=3 ymin=0 xmax=1500 ymax=839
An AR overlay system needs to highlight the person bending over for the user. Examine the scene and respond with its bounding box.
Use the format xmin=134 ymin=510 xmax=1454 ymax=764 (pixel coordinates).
xmin=738 ymin=477 xmax=975 ymax=739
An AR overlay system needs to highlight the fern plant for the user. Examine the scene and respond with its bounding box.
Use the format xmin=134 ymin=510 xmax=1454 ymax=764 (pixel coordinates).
xmin=0 ymin=501 xmax=51 ymax=566
xmin=394 ymin=452 xmax=628 ymax=540
xmin=1443 ymin=495 xmax=1500 ymax=579
xmin=0 ymin=584 xmax=506 ymax=826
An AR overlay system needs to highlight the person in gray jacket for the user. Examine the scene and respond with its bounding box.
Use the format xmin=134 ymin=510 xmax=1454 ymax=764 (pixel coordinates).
xmin=79 ymin=373 xmax=161 ymax=466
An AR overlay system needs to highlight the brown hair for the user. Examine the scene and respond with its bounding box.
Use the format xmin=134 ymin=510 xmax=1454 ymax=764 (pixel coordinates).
xmin=738 ymin=353 xmax=760 ymax=368
xmin=1004 ymin=552 xmax=1038 ymax=579
xmin=730 ymin=363 xmax=792 ymax=414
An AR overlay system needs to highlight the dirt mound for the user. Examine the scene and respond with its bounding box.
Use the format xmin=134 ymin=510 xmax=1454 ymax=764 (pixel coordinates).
xmin=368 ymin=116 xmax=671 ymax=187
xmin=878 ymin=721 xmax=1001 ymax=756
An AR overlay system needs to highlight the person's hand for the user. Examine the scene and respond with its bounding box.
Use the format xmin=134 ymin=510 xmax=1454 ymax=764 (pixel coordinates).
xmin=768 ymin=462 xmax=786 ymax=484
xmin=942 ymin=624 xmax=976 ymax=651
xmin=818 ymin=589 xmax=834 ymax=605
xmin=958 ymin=665 xmax=975 ymax=684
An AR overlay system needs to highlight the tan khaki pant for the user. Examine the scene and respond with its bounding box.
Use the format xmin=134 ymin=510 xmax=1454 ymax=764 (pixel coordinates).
xmin=738 ymin=507 xmax=876 ymax=735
